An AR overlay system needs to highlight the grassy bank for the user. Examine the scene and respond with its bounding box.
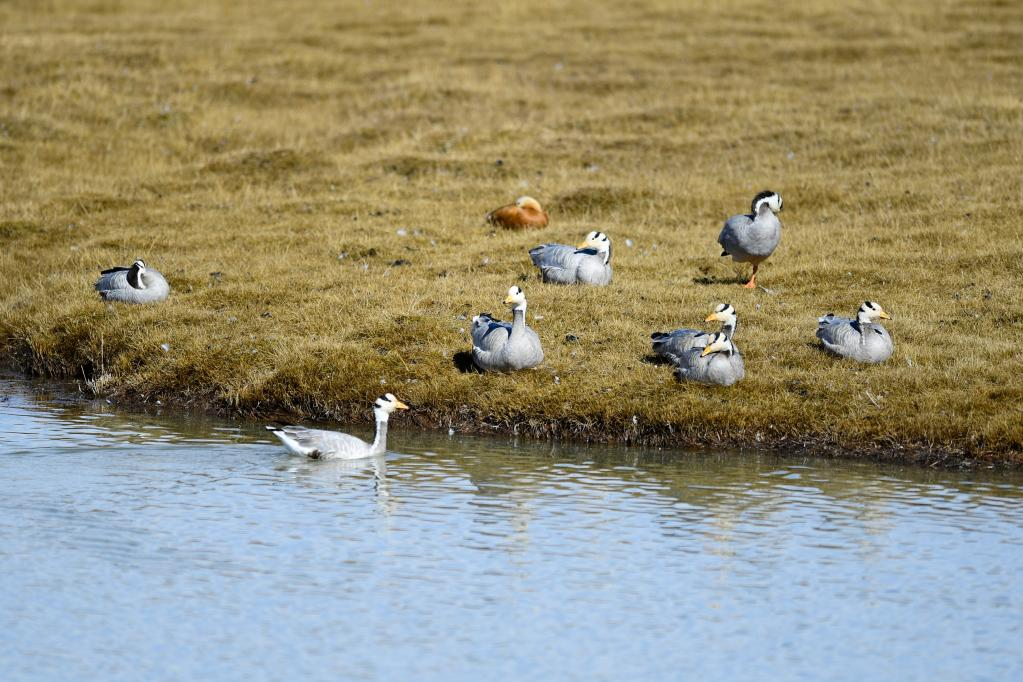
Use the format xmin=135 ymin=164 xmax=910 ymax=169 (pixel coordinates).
xmin=1 ymin=0 xmax=1021 ymax=465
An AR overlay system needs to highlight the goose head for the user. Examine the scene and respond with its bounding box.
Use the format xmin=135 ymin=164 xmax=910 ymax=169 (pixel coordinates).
xmin=373 ymin=393 xmax=409 ymax=422
xmin=128 ymin=259 xmax=147 ymax=289
xmin=577 ymin=231 xmax=612 ymax=264
xmin=856 ymin=300 xmax=891 ymax=324
xmin=705 ymin=302 xmax=737 ymax=327
xmin=516 ymin=196 xmax=544 ymax=214
xmin=751 ymin=190 xmax=783 ymax=216
xmin=503 ymin=285 xmax=528 ymax=312
xmin=700 ymin=332 xmax=734 ymax=357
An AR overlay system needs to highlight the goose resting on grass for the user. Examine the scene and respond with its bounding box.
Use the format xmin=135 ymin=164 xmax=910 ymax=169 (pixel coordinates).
xmin=529 ymin=231 xmax=612 ymax=285
xmin=486 ymin=196 xmax=549 ymax=230
xmin=718 ymin=190 xmax=783 ymax=288
xmin=94 ymin=259 xmax=170 ymax=303
xmin=673 ymin=332 xmax=745 ymax=386
xmin=471 ymin=286 xmax=544 ymax=372
xmin=651 ymin=303 xmax=741 ymax=368
xmin=266 ymin=394 xmax=409 ymax=460
xmin=817 ymin=301 xmax=894 ymax=363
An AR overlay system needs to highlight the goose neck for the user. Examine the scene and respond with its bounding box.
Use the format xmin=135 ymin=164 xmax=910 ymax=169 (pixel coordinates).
xmin=370 ymin=418 xmax=388 ymax=454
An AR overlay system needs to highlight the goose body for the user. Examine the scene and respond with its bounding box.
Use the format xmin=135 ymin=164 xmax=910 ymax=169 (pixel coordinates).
xmin=817 ymin=301 xmax=894 ymax=363
xmin=651 ymin=303 xmax=745 ymax=379
xmin=471 ymin=286 xmax=544 ymax=372
xmin=718 ymin=191 xmax=783 ymax=288
xmin=486 ymin=196 xmax=549 ymax=230
xmin=673 ymin=332 xmax=745 ymax=386
xmin=94 ymin=259 xmax=170 ymax=304
xmin=529 ymin=231 xmax=612 ymax=285
xmin=266 ymin=394 xmax=408 ymax=460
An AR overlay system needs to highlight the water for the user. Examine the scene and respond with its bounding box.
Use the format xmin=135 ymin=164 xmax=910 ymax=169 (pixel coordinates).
xmin=1 ymin=378 xmax=1021 ymax=681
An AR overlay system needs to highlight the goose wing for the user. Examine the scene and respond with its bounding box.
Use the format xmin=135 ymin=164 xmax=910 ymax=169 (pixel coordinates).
xmin=472 ymin=323 xmax=544 ymax=372
xmin=651 ymin=328 xmax=712 ymax=363
xmin=717 ymin=213 xmax=754 ymax=257
xmin=529 ymin=244 xmax=590 ymax=284
xmin=267 ymin=425 xmax=369 ymax=459
xmin=95 ymin=269 xmax=130 ymax=292
xmin=471 ymin=313 xmax=511 ymax=351
xmin=673 ymin=349 xmax=742 ymax=386
xmin=816 ymin=315 xmax=863 ymax=355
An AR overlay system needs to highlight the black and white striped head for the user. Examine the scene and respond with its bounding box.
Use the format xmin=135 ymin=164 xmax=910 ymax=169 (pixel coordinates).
xmin=503 ymin=285 xmax=527 ymax=310
xmin=751 ymin=191 xmax=782 ymax=215
xmin=705 ymin=302 xmax=736 ymax=324
xmin=373 ymin=393 xmax=409 ymax=421
xmin=857 ymin=300 xmax=891 ymax=322
xmin=700 ymin=332 xmax=733 ymax=357
xmin=127 ymin=259 xmax=147 ymax=288
xmin=578 ymin=231 xmax=612 ymax=263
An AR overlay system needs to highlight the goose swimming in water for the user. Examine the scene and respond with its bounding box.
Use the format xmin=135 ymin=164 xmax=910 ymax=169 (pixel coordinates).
xmin=672 ymin=332 xmax=745 ymax=386
xmin=528 ymin=231 xmax=612 ymax=285
xmin=94 ymin=259 xmax=170 ymax=303
xmin=486 ymin=196 xmax=549 ymax=230
xmin=266 ymin=394 xmax=409 ymax=460
xmin=471 ymin=286 xmax=544 ymax=372
xmin=718 ymin=190 xmax=783 ymax=288
xmin=817 ymin=301 xmax=894 ymax=363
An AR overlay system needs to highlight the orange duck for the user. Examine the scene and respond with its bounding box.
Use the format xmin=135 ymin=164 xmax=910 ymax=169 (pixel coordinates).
xmin=485 ymin=196 xmax=549 ymax=230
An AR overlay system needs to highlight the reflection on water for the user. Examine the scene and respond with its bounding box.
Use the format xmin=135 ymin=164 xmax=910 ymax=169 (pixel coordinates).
xmin=1 ymin=378 xmax=1021 ymax=681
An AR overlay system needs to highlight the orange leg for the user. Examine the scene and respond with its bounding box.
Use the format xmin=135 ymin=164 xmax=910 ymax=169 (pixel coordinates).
xmin=742 ymin=264 xmax=758 ymax=289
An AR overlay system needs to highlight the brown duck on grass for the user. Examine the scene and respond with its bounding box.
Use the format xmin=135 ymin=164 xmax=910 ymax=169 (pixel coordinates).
xmin=486 ymin=196 xmax=549 ymax=230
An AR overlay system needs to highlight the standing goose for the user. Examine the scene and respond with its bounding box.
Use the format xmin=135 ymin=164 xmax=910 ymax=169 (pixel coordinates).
xmin=471 ymin=286 xmax=544 ymax=372
xmin=94 ymin=259 xmax=170 ymax=303
xmin=528 ymin=231 xmax=612 ymax=285
xmin=672 ymin=332 xmax=745 ymax=386
xmin=718 ymin=190 xmax=783 ymax=288
xmin=486 ymin=196 xmax=549 ymax=230
xmin=266 ymin=394 xmax=409 ymax=460
xmin=817 ymin=301 xmax=894 ymax=363
xmin=651 ymin=303 xmax=743 ymax=377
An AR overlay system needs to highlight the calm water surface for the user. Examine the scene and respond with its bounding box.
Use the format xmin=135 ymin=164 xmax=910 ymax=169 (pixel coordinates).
xmin=1 ymin=379 xmax=1021 ymax=681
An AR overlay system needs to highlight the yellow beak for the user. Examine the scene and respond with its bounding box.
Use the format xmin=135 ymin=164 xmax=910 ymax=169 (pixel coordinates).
xmin=394 ymin=400 xmax=409 ymax=410
xmin=878 ymin=311 xmax=891 ymax=320
xmin=701 ymin=345 xmax=714 ymax=357
xmin=577 ymin=241 xmax=590 ymax=249
xmin=705 ymin=313 xmax=719 ymax=322
xmin=503 ymin=296 xmax=514 ymax=304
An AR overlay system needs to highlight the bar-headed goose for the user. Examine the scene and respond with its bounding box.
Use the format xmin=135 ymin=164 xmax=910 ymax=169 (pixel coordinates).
xmin=471 ymin=286 xmax=544 ymax=372
xmin=718 ymin=190 xmax=783 ymax=288
xmin=817 ymin=301 xmax=894 ymax=363
xmin=486 ymin=196 xmax=549 ymax=230
xmin=94 ymin=259 xmax=170 ymax=303
xmin=651 ymin=303 xmax=743 ymax=373
xmin=266 ymin=394 xmax=409 ymax=460
xmin=528 ymin=231 xmax=612 ymax=285
xmin=672 ymin=332 xmax=745 ymax=386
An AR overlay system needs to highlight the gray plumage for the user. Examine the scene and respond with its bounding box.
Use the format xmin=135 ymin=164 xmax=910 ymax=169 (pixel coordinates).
xmin=94 ymin=259 xmax=170 ymax=304
xmin=718 ymin=191 xmax=783 ymax=287
xmin=672 ymin=333 xmax=745 ymax=386
xmin=651 ymin=303 xmax=745 ymax=380
xmin=471 ymin=286 xmax=544 ymax=372
xmin=528 ymin=231 xmax=612 ymax=285
xmin=471 ymin=313 xmax=510 ymax=352
xmin=266 ymin=394 xmax=408 ymax=460
xmin=817 ymin=301 xmax=894 ymax=364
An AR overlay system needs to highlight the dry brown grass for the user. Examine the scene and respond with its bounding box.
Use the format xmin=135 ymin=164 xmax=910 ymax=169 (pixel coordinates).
xmin=1 ymin=0 xmax=1021 ymax=464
